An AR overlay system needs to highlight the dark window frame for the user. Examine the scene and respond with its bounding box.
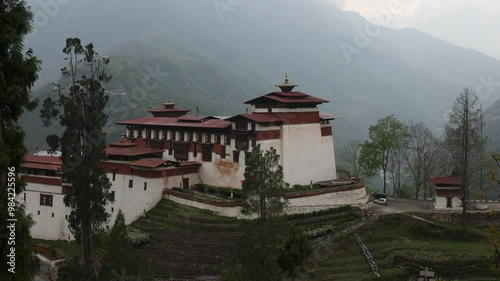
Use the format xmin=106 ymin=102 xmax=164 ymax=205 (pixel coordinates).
xmin=202 ymin=145 xmax=212 ymax=162
xmin=233 ymin=151 xmax=240 ymax=163
xmin=129 ymin=179 xmax=133 ymax=188
xmin=40 ymin=194 xmax=53 ymax=207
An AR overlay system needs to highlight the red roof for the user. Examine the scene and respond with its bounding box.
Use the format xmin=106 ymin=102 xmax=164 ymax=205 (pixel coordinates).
xmin=429 ymin=176 xmax=463 ymax=185
xmin=177 ymin=115 xmax=215 ymax=122
xmin=105 ymin=146 xmax=163 ymax=156
xmin=148 ymin=108 xmax=191 ymax=113
xmin=109 ymin=141 xmax=138 ymax=147
xmin=228 ymin=113 xmax=284 ymax=124
xmin=245 ymin=92 xmax=328 ymax=105
xmin=178 ymin=161 xmax=202 ymax=167
xmin=116 ymin=116 xmax=231 ymax=129
xmin=24 ymin=155 xmax=62 ymax=165
xmin=21 ymin=162 xmax=61 ymax=171
xmin=131 ymin=159 xmax=168 ymax=168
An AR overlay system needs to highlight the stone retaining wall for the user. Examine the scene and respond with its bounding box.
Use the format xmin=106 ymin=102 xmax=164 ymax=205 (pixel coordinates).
xmin=164 ymin=184 xmax=369 ymax=218
xmin=425 ymin=210 xmax=500 ymax=225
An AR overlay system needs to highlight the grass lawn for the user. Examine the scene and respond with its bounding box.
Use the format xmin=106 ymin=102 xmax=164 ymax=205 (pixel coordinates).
xmin=307 ymin=214 xmax=498 ymax=281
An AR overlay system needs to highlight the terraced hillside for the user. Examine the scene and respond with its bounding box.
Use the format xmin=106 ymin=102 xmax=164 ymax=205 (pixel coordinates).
xmin=306 ymin=214 xmax=496 ymax=281
xmin=128 ymin=200 xmax=361 ymax=279
xmin=129 ymin=200 xmax=243 ymax=279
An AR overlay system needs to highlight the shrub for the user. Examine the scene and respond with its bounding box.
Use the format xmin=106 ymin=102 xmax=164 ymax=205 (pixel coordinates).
xmin=126 ymin=227 xmax=150 ymax=246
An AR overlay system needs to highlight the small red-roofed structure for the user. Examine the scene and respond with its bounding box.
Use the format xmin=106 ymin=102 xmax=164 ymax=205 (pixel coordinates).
xmin=429 ymin=176 xmax=463 ymax=209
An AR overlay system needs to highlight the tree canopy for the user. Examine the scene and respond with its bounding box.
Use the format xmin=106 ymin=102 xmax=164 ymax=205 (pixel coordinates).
xmin=241 ymin=144 xmax=288 ymax=223
xmin=359 ymin=115 xmax=408 ymax=194
xmin=40 ymin=38 xmax=113 ymax=280
xmin=0 ymin=1 xmax=41 ymax=279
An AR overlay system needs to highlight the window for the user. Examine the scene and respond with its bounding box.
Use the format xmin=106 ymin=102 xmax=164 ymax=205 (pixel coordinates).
xmin=188 ymin=132 xmax=193 ymax=142
xmin=153 ymin=130 xmax=158 ymax=139
xmin=52 ymin=213 xmax=54 ymax=218
xmin=129 ymin=179 xmax=133 ymax=188
xmin=174 ymin=144 xmax=189 ymax=161
xmin=128 ymin=130 xmax=134 ymax=137
xmin=245 ymin=152 xmax=251 ymax=165
xmin=40 ymin=194 xmax=53 ymax=207
xmin=179 ymin=131 xmax=184 ymax=141
xmin=169 ymin=141 xmax=173 ymax=155
xmin=110 ymin=191 xmax=115 ymax=201
xmin=144 ymin=182 xmax=148 ymax=191
xmin=111 ymin=207 xmax=114 ymax=213
xmin=215 ymin=134 xmax=221 ymax=144
xmin=202 ymin=145 xmax=212 ymax=162
xmin=197 ymin=132 xmax=202 ymax=143
xmin=235 ymin=135 xmax=249 ymax=150
xmin=233 ymin=151 xmax=240 ymax=163
xmin=193 ymin=143 xmax=198 ymax=158
xmin=23 ymin=192 xmax=26 ymax=202
xmin=221 ymin=146 xmax=226 ymax=159
xmin=146 ymin=129 xmax=151 ymax=139
xmin=236 ymin=122 xmax=247 ymax=130
xmin=112 ymin=170 xmax=116 ymax=181
xmin=225 ymin=134 xmax=230 ymax=145
xmin=204 ymin=133 xmax=211 ymax=143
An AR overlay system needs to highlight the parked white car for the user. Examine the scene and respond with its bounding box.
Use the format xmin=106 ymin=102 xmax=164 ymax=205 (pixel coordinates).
xmin=374 ymin=197 xmax=387 ymax=206
xmin=373 ymin=193 xmax=388 ymax=206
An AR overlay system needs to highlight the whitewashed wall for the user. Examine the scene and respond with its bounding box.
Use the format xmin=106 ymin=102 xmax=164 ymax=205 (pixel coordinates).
xmin=23 ymin=183 xmax=71 ymax=241
xmin=281 ymin=124 xmax=336 ymax=185
xmin=435 ymin=196 xmax=461 ymax=209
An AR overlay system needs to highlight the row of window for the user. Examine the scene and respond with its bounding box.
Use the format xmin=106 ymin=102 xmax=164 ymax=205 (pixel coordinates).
xmin=129 ymin=129 xmax=231 ymax=145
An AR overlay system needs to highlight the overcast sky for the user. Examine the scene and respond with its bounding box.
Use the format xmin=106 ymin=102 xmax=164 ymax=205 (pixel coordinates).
xmin=326 ymin=0 xmax=500 ymax=60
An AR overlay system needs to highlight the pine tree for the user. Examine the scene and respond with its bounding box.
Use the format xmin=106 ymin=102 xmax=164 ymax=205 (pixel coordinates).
xmin=40 ymin=38 xmax=112 ymax=281
xmin=278 ymin=227 xmax=312 ymax=281
xmin=241 ymin=144 xmax=287 ymax=223
xmin=444 ymin=88 xmax=484 ymax=231
xmin=0 ymin=1 xmax=41 ymax=280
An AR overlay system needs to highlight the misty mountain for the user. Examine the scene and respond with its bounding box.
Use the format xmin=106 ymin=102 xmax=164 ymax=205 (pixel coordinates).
xmin=22 ymin=0 xmax=500 ymax=152
xmin=485 ymin=98 xmax=500 ymax=152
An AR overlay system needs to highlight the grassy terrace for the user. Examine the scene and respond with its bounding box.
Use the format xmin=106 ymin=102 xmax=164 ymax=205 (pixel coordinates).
xmin=35 ymin=200 xmax=360 ymax=279
xmin=306 ymin=214 xmax=496 ymax=281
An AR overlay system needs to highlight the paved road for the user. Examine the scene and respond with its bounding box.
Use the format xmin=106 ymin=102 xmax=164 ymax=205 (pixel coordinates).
xmin=361 ymin=197 xmax=500 ymax=216
xmin=361 ymin=197 xmax=433 ymax=215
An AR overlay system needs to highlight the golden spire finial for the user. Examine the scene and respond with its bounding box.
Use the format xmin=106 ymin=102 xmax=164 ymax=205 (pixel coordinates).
xmin=284 ymin=74 xmax=289 ymax=84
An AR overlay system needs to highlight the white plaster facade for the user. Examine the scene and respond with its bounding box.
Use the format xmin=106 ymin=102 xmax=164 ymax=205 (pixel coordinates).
xmin=435 ymin=195 xmax=461 ymax=210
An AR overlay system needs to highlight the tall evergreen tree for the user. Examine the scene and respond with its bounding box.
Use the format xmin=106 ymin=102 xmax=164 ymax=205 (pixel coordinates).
xmin=241 ymin=144 xmax=287 ymax=224
xmin=40 ymin=38 xmax=112 ymax=281
xmin=444 ymin=88 xmax=484 ymax=230
xmin=0 ymin=1 xmax=41 ymax=280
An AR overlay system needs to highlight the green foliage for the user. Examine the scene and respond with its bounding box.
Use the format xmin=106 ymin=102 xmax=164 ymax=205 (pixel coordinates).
xmin=58 ymin=258 xmax=91 ymax=281
xmin=126 ymin=227 xmax=150 ymax=246
xmin=278 ymin=228 xmax=312 ymax=280
xmin=98 ymin=210 xmax=137 ymax=281
xmin=286 ymin=205 xmax=352 ymax=221
xmin=487 ymin=152 xmax=500 ymax=186
xmin=241 ymin=144 xmax=288 ymax=223
xmin=487 ymin=225 xmax=500 ymax=277
xmin=359 ymin=115 xmax=409 ymax=193
xmin=40 ymin=38 xmax=113 ymax=278
xmin=396 ymin=185 xmax=416 ymax=199
xmin=0 ymin=1 xmax=41 ymax=279
xmin=233 ymin=220 xmax=287 ymax=281
xmin=45 ymin=134 xmax=60 ymax=153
